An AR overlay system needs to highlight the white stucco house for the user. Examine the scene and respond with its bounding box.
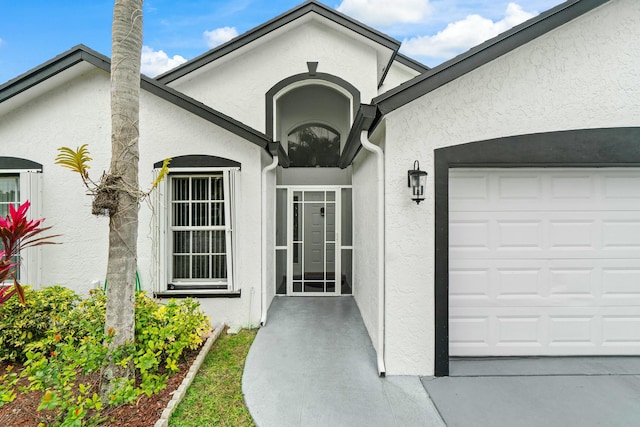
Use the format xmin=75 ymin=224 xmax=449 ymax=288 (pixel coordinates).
xmin=1 ymin=0 xmax=638 ymax=376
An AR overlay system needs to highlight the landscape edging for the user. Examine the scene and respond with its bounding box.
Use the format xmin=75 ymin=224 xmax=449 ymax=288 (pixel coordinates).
xmin=154 ymin=322 xmax=225 ymax=427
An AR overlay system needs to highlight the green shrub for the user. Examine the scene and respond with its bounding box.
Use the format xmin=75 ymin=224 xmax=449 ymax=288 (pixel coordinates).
xmin=0 ymin=287 xmax=212 ymax=426
xmin=135 ymin=294 xmax=211 ymax=375
xmin=0 ymin=286 xmax=79 ymax=362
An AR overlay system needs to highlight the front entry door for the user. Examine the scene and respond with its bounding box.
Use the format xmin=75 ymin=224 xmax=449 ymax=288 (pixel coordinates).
xmin=289 ymin=189 xmax=339 ymax=295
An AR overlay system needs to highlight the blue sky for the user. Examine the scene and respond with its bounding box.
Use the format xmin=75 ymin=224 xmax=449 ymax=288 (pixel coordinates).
xmin=0 ymin=0 xmax=564 ymax=83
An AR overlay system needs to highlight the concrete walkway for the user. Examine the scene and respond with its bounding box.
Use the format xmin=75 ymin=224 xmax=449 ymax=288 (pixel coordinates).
xmin=242 ymin=296 xmax=444 ymax=427
xmin=422 ymin=357 xmax=640 ymax=427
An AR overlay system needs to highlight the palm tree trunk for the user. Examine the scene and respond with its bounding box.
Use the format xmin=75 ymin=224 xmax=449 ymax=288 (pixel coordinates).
xmin=99 ymin=0 xmax=143 ymax=401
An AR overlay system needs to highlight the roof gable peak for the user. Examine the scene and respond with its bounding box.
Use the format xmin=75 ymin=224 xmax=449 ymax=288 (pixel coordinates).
xmin=155 ymin=0 xmax=400 ymax=85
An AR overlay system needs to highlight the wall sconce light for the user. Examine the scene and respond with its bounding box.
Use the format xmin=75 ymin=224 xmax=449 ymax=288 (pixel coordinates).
xmin=408 ymin=160 xmax=428 ymax=204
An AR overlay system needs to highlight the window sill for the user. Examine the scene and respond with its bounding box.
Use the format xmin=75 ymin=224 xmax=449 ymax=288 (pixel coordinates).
xmin=154 ymin=290 xmax=241 ymax=299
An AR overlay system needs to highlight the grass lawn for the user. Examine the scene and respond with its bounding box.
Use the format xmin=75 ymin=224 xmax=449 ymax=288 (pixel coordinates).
xmin=169 ymin=328 xmax=257 ymax=426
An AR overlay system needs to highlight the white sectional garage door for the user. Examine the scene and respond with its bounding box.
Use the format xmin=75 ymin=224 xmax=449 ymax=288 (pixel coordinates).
xmin=449 ymin=168 xmax=640 ymax=357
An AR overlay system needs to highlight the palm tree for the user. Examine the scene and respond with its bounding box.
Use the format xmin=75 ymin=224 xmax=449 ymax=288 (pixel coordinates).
xmin=99 ymin=0 xmax=143 ymax=401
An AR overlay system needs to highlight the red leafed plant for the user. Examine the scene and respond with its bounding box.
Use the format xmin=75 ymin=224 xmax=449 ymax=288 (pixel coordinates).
xmin=0 ymin=201 xmax=58 ymax=305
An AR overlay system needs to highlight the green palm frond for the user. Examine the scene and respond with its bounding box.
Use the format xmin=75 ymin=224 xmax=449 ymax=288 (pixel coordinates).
xmin=55 ymin=144 xmax=93 ymax=178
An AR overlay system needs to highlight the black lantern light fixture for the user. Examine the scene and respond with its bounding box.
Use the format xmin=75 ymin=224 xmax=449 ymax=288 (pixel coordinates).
xmin=408 ymin=160 xmax=428 ymax=204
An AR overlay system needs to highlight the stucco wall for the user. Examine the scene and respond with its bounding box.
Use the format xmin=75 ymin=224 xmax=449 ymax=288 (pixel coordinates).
xmin=351 ymin=136 xmax=381 ymax=350
xmin=137 ymin=89 xmax=266 ymax=329
xmin=0 ymin=69 xmax=112 ymax=291
xmin=378 ymin=60 xmax=421 ymax=95
xmin=0 ymin=66 xmax=268 ymax=329
xmin=169 ymin=20 xmax=380 ymax=133
xmin=264 ymin=154 xmax=277 ymax=325
xmin=381 ymin=0 xmax=640 ymax=375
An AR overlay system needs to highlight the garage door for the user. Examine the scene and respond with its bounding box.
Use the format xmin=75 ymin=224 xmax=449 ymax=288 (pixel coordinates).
xmin=449 ymin=168 xmax=640 ymax=356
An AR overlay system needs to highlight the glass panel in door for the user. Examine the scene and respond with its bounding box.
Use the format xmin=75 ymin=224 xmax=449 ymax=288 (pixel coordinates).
xmin=289 ymin=189 xmax=339 ymax=295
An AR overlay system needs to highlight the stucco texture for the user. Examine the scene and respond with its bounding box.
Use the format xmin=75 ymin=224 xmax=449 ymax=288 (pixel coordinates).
xmin=168 ymin=20 xmax=381 ymax=134
xmin=0 ymin=65 xmax=268 ymax=329
xmin=381 ymin=0 xmax=640 ymax=375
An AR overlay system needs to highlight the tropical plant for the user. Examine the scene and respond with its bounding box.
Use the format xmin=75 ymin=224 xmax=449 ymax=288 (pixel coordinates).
xmin=0 ymin=201 xmax=58 ymax=305
xmin=54 ymin=143 xmax=95 ymax=188
xmin=55 ymin=145 xmax=170 ymax=198
xmin=0 ymin=286 xmax=79 ymax=362
xmin=0 ymin=287 xmax=212 ymax=426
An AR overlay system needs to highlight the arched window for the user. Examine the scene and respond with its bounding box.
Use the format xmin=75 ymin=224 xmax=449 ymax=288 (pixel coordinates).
xmin=288 ymin=124 xmax=340 ymax=167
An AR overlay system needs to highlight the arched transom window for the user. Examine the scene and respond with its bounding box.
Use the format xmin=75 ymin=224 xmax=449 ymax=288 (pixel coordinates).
xmin=287 ymin=123 xmax=340 ymax=167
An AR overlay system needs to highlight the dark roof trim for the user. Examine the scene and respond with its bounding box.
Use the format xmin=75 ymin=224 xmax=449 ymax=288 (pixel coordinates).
xmin=0 ymin=157 xmax=43 ymax=171
xmin=154 ymin=155 xmax=240 ymax=169
xmin=373 ymin=0 xmax=609 ymax=122
xmin=436 ymin=127 xmax=640 ymax=166
xmin=156 ymin=1 xmax=401 ymax=84
xmin=0 ymin=44 xmax=110 ymax=104
xmin=140 ymin=77 xmax=270 ymax=149
xmin=0 ymin=45 xmax=273 ymax=153
xmin=338 ymin=104 xmax=377 ymax=168
xmin=393 ymin=53 xmax=430 ymax=74
xmin=269 ymin=142 xmax=291 ymax=168
xmin=265 ymin=71 xmax=361 ymax=138
xmin=433 ymin=126 xmax=640 ymax=376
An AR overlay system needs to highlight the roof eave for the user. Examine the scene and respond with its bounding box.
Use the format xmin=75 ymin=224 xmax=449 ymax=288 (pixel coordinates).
xmin=338 ymin=104 xmax=378 ymax=168
xmin=141 ymin=76 xmax=271 ymax=149
xmin=156 ymin=1 xmax=401 ymax=85
xmin=0 ymin=44 xmax=110 ymax=104
xmin=0 ymin=45 xmax=273 ymax=153
xmin=373 ymin=0 xmax=609 ymax=122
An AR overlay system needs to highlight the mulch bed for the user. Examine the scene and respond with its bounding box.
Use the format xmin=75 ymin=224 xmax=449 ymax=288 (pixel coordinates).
xmin=0 ymin=347 xmax=200 ymax=426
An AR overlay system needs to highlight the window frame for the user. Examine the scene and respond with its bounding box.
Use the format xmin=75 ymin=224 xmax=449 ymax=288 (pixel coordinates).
xmin=0 ymin=167 xmax=42 ymax=286
xmin=154 ymin=166 xmax=238 ymax=294
xmin=287 ymin=123 xmax=341 ymax=168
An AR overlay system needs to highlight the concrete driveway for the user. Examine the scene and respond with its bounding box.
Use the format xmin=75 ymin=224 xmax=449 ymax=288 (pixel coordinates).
xmin=421 ymin=357 xmax=640 ymax=427
xmin=242 ymin=296 xmax=640 ymax=426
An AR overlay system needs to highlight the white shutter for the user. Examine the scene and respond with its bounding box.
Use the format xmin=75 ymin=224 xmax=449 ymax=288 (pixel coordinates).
xmin=19 ymin=171 xmax=42 ymax=287
xmin=224 ymin=170 xmax=235 ymax=290
xmin=152 ymin=169 xmax=168 ymax=292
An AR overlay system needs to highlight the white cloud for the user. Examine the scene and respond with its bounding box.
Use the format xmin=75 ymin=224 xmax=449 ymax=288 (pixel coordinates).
xmin=336 ymin=0 xmax=431 ymax=27
xmin=140 ymin=46 xmax=187 ymax=77
xmin=203 ymin=26 xmax=239 ymax=48
xmin=401 ymin=3 xmax=537 ymax=64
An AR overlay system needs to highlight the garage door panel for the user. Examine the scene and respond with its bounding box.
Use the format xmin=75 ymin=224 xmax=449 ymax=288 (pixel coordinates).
xmin=449 ymin=316 xmax=490 ymax=349
xmin=602 ymin=220 xmax=640 ymax=250
xmin=452 ymin=259 xmax=640 ymax=307
xmin=601 ymin=267 xmax=640 ymax=298
xmin=550 ymin=174 xmax=594 ymax=200
xmin=449 ymin=267 xmax=491 ymax=300
xmin=497 ymin=220 xmax=543 ymax=250
xmin=449 ymin=173 xmax=489 ymax=202
xmin=450 ymin=168 xmax=640 ymax=357
xmin=497 ymin=174 xmax=542 ymax=200
xmin=603 ymin=175 xmax=640 ymax=200
xmin=450 ymin=169 xmax=640 ymax=212
xmin=451 ymin=213 xmax=640 ymax=258
xmin=449 ymin=219 xmax=490 ymax=251
xmin=451 ymin=307 xmax=640 ymax=356
xmin=601 ymin=316 xmax=640 ymax=346
xmin=548 ymin=316 xmax=597 ymax=347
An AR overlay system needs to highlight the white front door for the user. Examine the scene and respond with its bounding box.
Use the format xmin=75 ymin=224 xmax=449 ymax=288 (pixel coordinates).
xmin=288 ymin=188 xmax=340 ymax=295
